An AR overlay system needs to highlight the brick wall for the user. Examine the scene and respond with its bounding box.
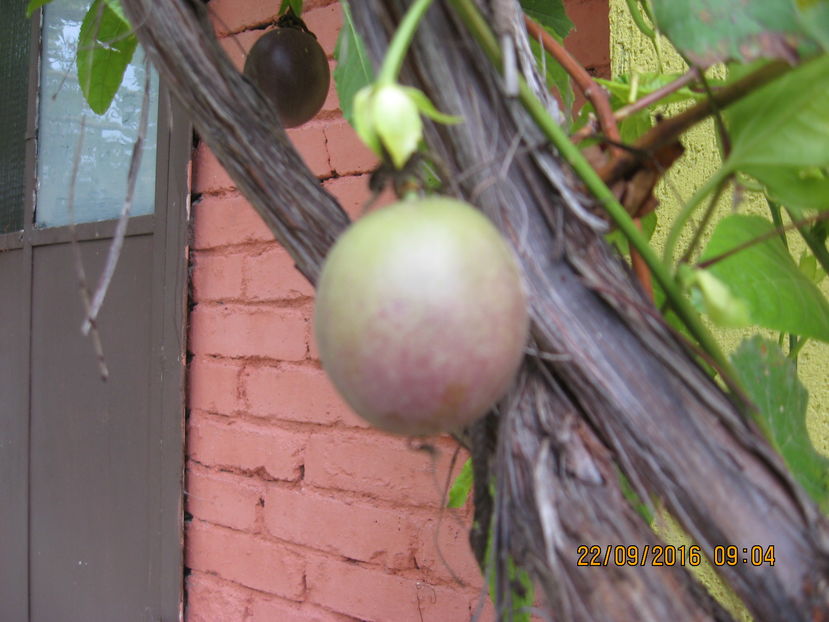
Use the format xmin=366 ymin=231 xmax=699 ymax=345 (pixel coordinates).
xmin=185 ymin=1 xmax=609 ymax=620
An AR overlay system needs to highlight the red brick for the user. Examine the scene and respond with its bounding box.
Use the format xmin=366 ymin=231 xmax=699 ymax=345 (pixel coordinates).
xmin=321 ymin=60 xmax=340 ymax=113
xmin=186 ymin=571 xmax=252 ymax=622
xmin=187 ymin=520 xmax=305 ymax=599
xmin=304 ymin=434 xmax=462 ymax=506
xmin=250 ymin=596 xmax=354 ymax=622
xmin=243 ymin=365 xmax=351 ymax=425
xmin=324 ymin=119 xmax=379 ymax=175
xmin=308 ymin=321 xmax=321 ymax=361
xmin=192 ymin=251 xmax=245 ymax=302
xmin=188 ymin=412 xmax=307 ymax=481
xmin=208 ymin=0 xmax=275 ymax=36
xmin=188 ymin=357 xmax=242 ymax=415
xmin=287 ymin=123 xmax=332 ymax=178
xmin=307 ymin=557 xmax=471 ymax=622
xmin=264 ymin=486 xmax=415 ymax=567
xmin=193 ymin=193 xmax=274 ymax=249
xmin=414 ymin=517 xmax=484 ymax=587
xmin=303 ymin=4 xmax=342 ymax=57
xmin=564 ymin=0 xmax=610 ymax=70
xmin=243 ymin=246 xmax=314 ymax=301
xmin=322 ymin=174 xmax=396 ymax=220
xmin=189 ymin=305 xmax=307 ymax=361
xmin=192 ymin=144 xmax=236 ymax=194
xmin=186 ymin=464 xmax=264 ymax=531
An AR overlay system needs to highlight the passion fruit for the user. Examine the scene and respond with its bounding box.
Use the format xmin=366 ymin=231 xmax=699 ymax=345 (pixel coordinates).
xmin=314 ymin=197 xmax=530 ymax=436
xmin=244 ymin=21 xmax=330 ymax=128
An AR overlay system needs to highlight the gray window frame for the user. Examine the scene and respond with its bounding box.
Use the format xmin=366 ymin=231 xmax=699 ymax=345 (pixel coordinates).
xmin=0 ymin=6 xmax=190 ymax=620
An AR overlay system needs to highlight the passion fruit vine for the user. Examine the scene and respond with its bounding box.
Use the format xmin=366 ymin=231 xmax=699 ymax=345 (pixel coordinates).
xmin=314 ymin=197 xmax=530 ymax=436
xmin=243 ymin=10 xmax=330 ymax=128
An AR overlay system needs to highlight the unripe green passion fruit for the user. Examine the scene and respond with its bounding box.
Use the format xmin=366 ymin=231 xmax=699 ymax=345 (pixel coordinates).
xmin=314 ymin=197 xmax=530 ymax=436
xmin=244 ymin=25 xmax=330 ymax=128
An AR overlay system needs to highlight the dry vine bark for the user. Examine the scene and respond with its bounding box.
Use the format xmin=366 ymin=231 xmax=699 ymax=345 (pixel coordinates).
xmin=120 ymin=0 xmax=829 ymax=619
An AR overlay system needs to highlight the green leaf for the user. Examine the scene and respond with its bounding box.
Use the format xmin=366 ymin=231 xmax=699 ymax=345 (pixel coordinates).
xmin=447 ymin=458 xmax=473 ymax=508
xmin=744 ymin=165 xmax=829 ymax=214
xmin=700 ymin=214 xmax=829 ymax=341
xmin=26 ymin=0 xmax=53 ymax=17
xmin=794 ymin=0 xmax=829 ymax=51
xmin=617 ymin=110 xmax=653 ymax=143
xmin=596 ymin=73 xmax=708 ymax=108
xmin=77 ymin=0 xmax=138 ymax=115
xmin=278 ymin=0 xmax=303 ymax=16
xmin=731 ymin=336 xmax=829 ymax=510
xmin=528 ymin=36 xmax=574 ymax=114
xmin=724 ymin=56 xmax=829 ymax=172
xmin=333 ymin=1 xmax=376 ymax=127
xmin=520 ymin=0 xmax=573 ymax=39
xmin=102 ymin=0 xmax=129 ymax=25
xmin=798 ymin=251 xmax=824 ymax=283
xmin=649 ymin=0 xmax=818 ymax=65
xmin=723 ymin=56 xmax=829 ymax=215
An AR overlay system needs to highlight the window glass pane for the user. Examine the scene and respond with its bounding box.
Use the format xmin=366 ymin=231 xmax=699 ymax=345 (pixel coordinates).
xmin=0 ymin=0 xmax=31 ymax=234
xmin=36 ymin=0 xmax=158 ymax=228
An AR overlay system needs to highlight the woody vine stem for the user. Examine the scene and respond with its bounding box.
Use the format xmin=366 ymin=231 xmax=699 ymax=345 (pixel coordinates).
xmin=444 ymin=0 xmax=736 ymax=380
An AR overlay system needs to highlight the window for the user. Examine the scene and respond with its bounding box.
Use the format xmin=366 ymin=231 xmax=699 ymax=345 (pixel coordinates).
xmin=36 ymin=0 xmax=159 ymax=228
xmin=0 ymin=0 xmax=31 ymax=234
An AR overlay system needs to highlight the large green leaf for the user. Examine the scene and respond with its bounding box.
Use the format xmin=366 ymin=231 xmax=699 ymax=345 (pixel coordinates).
xmin=723 ymin=56 xmax=829 ymax=213
xmin=333 ymin=1 xmax=375 ymax=127
xmin=700 ymin=214 xmax=829 ymax=341
xmin=520 ymin=0 xmax=573 ymax=39
xmin=650 ymin=0 xmax=817 ymax=65
xmin=743 ymin=165 xmax=829 ymax=214
xmin=77 ymin=0 xmax=138 ymax=115
xmin=26 ymin=0 xmax=53 ymax=17
xmin=102 ymin=0 xmax=129 ymax=24
xmin=725 ymin=56 xmax=829 ymax=171
xmin=731 ymin=337 xmax=829 ymax=510
xmin=794 ymin=0 xmax=829 ymax=50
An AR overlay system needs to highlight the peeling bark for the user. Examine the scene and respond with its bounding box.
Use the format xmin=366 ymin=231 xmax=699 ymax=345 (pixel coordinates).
xmin=121 ymin=0 xmax=829 ymax=619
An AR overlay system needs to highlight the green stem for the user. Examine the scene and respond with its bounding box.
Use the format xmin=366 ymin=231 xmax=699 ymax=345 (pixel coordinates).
xmin=679 ymin=175 xmax=729 ymax=264
xmin=624 ymin=0 xmax=655 ymax=38
xmin=663 ymin=169 xmax=729 ymax=268
xmin=770 ymin=202 xmax=799 ymax=368
xmin=784 ymin=206 xmax=829 ymax=279
xmin=377 ymin=0 xmax=435 ymax=85
xmin=767 ymin=200 xmax=789 ymax=250
xmin=640 ymin=0 xmax=655 ymax=23
xmin=789 ymin=335 xmax=808 ymax=360
xmin=449 ymin=0 xmax=734 ymax=379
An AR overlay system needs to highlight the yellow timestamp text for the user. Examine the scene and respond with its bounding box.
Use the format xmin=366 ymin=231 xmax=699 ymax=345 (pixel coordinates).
xmin=576 ymin=544 xmax=775 ymax=567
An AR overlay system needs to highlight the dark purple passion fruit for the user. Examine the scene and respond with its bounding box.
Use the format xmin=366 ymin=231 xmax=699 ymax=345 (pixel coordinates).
xmin=244 ymin=27 xmax=330 ymax=128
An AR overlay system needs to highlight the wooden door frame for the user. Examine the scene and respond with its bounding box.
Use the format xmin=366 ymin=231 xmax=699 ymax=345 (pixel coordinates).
xmin=0 ymin=6 xmax=191 ymax=620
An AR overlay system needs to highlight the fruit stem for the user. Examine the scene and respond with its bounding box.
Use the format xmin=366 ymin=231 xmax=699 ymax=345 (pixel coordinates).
xmin=377 ymin=0 xmax=435 ymax=86
xmin=448 ymin=0 xmax=737 ymax=383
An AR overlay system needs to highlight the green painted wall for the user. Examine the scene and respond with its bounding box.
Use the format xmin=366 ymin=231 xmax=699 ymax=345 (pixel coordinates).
xmin=608 ymin=2 xmax=828 ymax=617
